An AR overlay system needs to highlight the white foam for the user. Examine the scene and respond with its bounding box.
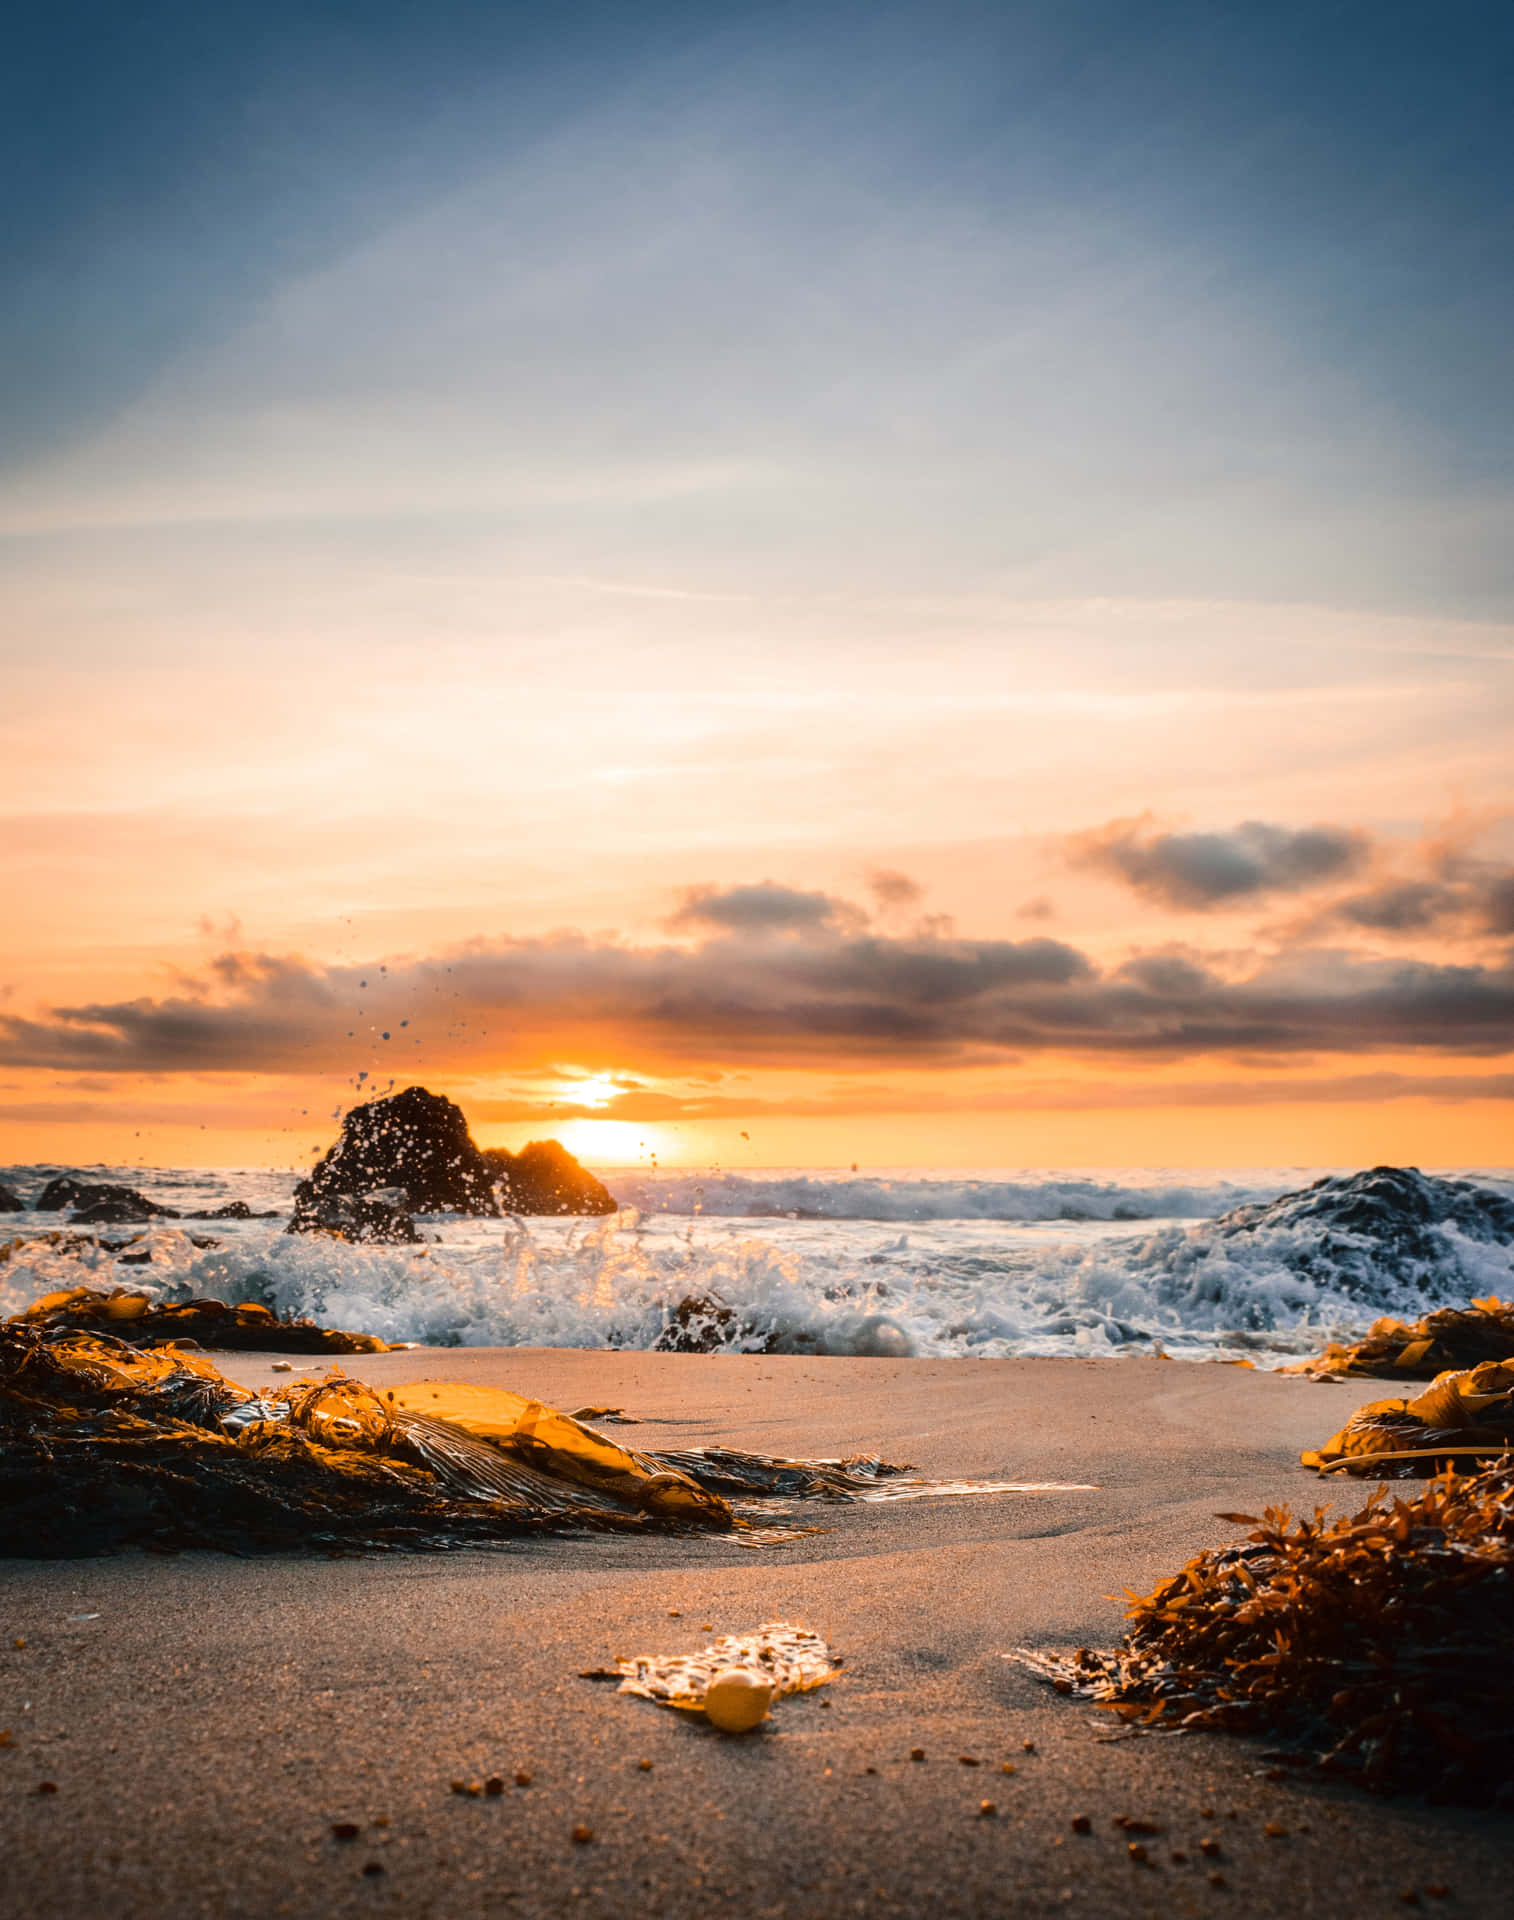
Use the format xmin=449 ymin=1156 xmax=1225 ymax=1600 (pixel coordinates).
xmin=3 ymin=1186 xmax=1509 ymax=1367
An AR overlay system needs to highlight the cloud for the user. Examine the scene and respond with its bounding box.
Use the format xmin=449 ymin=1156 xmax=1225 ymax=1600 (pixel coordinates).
xmin=0 ymin=898 xmax=1510 ymax=1080
xmin=865 ymin=867 xmax=924 ymax=913
xmin=666 ymin=882 xmax=866 ymax=936
xmin=1066 ymin=815 xmax=1369 ymax=908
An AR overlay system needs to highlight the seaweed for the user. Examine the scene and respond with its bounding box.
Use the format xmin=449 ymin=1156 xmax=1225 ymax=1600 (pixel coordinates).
xmin=1283 ymin=1296 xmax=1514 ymax=1382
xmin=11 ymin=1286 xmax=394 ymax=1354
xmin=1015 ymin=1463 xmax=1514 ymax=1804
xmin=1301 ymin=1360 xmax=1514 ymax=1477
xmin=0 ymin=1324 xmax=1008 ymax=1558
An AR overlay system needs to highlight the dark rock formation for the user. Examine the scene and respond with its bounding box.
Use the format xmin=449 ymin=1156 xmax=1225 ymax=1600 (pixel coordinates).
xmin=0 ymin=1186 xmax=23 ymax=1213
xmin=1214 ymin=1166 xmax=1514 ymax=1262
xmin=296 ymin=1087 xmax=499 ymax=1218
xmin=186 ymin=1202 xmax=283 ymax=1221
xmin=290 ymin=1086 xmax=616 ymax=1229
xmin=287 ymin=1187 xmax=420 ymax=1244
xmin=36 ymin=1177 xmax=179 ymax=1220
xmin=484 ymin=1140 xmax=617 ymax=1216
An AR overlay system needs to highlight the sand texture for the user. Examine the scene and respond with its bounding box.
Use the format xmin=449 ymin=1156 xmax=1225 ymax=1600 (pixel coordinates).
xmin=2 ymin=1350 xmax=1511 ymax=1918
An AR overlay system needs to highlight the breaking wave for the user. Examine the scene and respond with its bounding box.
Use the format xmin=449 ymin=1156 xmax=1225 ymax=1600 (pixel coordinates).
xmin=2 ymin=1164 xmax=1509 ymax=1367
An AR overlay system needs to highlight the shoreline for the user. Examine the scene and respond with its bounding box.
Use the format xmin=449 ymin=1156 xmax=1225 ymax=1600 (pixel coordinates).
xmin=2 ymin=1351 xmax=1510 ymax=1917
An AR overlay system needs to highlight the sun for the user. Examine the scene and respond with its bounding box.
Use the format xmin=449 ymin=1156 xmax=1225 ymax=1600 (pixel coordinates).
xmin=567 ymin=1073 xmax=620 ymax=1109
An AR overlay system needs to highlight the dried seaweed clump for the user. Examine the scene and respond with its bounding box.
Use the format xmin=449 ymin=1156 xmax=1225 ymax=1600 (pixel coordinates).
xmin=1301 ymin=1360 xmax=1514 ymax=1477
xmin=1017 ymin=1465 xmax=1514 ymax=1803
xmin=1283 ymin=1297 xmax=1514 ymax=1382
xmin=11 ymin=1286 xmax=394 ymax=1354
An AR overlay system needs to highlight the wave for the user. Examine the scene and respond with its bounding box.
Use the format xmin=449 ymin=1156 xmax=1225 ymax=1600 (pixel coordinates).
xmin=3 ymin=1167 xmax=1508 ymax=1365
xmin=594 ymin=1167 xmax=1303 ymax=1222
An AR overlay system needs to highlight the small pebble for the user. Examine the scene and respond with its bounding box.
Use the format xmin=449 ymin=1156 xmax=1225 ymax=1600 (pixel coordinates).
xmin=638 ymin=1759 xmax=653 ymax=1772
xmin=36 ymin=1780 xmax=57 ymax=1795
xmin=1170 ymin=1850 xmax=1188 ymax=1865
xmin=1199 ymin=1838 xmax=1221 ymax=1857
xmin=1209 ymin=1872 xmax=1227 ymax=1889
xmin=572 ymin=1824 xmax=594 ymax=1845
xmin=864 ymin=1766 xmax=877 ymax=1775
xmin=271 ymin=1362 xmax=293 ymax=1373
xmin=700 ymin=1624 xmax=713 ymax=1632
xmin=1200 ymin=1806 xmax=1216 ymax=1818
xmin=1070 ymin=1816 xmax=1091 ymax=1835
xmin=13 ymin=1639 xmax=26 ymax=1651
xmin=362 ymin=1862 xmax=385 ymax=1878
xmin=1264 ymin=1767 xmax=1285 ymax=1782
xmin=910 ymin=1748 xmax=925 ymax=1762
xmin=1264 ymin=1822 xmax=1287 ymax=1839
xmin=515 ymin=1770 xmax=533 ymax=1787
xmin=668 ymin=1610 xmax=681 ymax=1618
xmin=958 ymin=1755 xmax=980 ymax=1767
xmin=978 ymin=1801 xmax=996 ymax=1818
xmin=1401 ymin=1896 xmax=1420 ymax=1909
xmin=484 ymin=1776 xmax=505 ymax=1797
xmin=1022 ymin=1740 xmax=1035 ymax=1752
xmin=1127 ymin=1842 xmax=1148 ymax=1864
xmin=1425 ymin=1888 xmax=1449 ymax=1900
xmin=331 ymin=1823 xmax=360 ymax=1841
xmin=372 ymin=1817 xmax=388 ymax=1829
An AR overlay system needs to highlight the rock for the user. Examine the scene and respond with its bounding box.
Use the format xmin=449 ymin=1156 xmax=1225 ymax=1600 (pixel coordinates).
xmin=296 ymin=1086 xmax=500 ymax=1217
xmin=185 ymin=1202 xmax=283 ymax=1221
xmin=72 ymin=1197 xmax=168 ymax=1225
xmin=483 ymin=1140 xmax=616 ymax=1216
xmin=654 ymin=1294 xmax=739 ymax=1353
xmin=294 ymin=1085 xmax=617 ymax=1220
xmin=0 ymin=1186 xmax=23 ymax=1213
xmin=287 ymin=1187 xmax=419 ymax=1244
xmin=35 ymin=1179 xmax=179 ymax=1220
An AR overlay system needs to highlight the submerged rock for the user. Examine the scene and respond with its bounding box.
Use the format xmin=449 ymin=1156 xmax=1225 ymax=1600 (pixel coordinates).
xmin=186 ymin=1201 xmax=283 ymax=1221
xmin=287 ymin=1186 xmax=420 ymax=1244
xmin=484 ymin=1139 xmax=616 ymax=1216
xmin=35 ymin=1177 xmax=179 ymax=1220
xmin=1216 ymin=1165 xmax=1514 ymax=1255
xmin=290 ymin=1085 xmax=617 ymax=1228
xmin=0 ymin=1186 xmax=23 ymax=1213
xmin=1163 ymin=1165 xmax=1514 ymax=1318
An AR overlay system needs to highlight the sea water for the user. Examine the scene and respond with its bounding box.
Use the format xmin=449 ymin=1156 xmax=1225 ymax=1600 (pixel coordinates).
xmin=2 ymin=1163 xmax=1510 ymax=1366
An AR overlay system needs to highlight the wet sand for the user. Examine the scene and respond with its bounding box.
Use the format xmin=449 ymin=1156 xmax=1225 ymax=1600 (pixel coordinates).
xmin=2 ymin=1350 xmax=1510 ymax=1918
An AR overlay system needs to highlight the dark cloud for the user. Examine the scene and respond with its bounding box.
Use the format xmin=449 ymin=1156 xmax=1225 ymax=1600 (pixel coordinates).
xmin=666 ymin=882 xmax=864 ymax=936
xmin=1067 ymin=816 xmax=1369 ymax=908
xmin=0 ymin=910 xmax=1510 ymax=1078
xmin=1304 ymin=861 xmax=1514 ymax=940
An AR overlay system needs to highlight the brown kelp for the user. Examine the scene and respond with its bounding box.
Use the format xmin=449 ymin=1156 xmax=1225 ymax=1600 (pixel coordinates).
xmin=11 ymin=1285 xmax=395 ymax=1354
xmin=1283 ymin=1296 xmax=1514 ymax=1382
xmin=0 ymin=1324 xmax=1050 ymax=1557
xmin=1016 ymin=1464 xmax=1514 ymax=1803
xmin=1301 ymin=1359 xmax=1514 ymax=1476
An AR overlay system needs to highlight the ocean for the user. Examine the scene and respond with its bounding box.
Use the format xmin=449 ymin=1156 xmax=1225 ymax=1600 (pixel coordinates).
xmin=4 ymin=1161 xmax=1511 ymax=1367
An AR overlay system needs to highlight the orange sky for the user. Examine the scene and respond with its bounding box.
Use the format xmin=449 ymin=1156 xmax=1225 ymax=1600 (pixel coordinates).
xmin=5 ymin=10 xmax=1513 ymax=1170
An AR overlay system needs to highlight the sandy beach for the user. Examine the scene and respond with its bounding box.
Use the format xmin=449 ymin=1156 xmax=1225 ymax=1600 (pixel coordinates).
xmin=2 ymin=1350 xmax=1511 ymax=1919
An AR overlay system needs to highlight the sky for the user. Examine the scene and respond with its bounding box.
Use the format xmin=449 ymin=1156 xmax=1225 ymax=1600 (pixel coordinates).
xmin=2 ymin=0 xmax=1511 ymax=1170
